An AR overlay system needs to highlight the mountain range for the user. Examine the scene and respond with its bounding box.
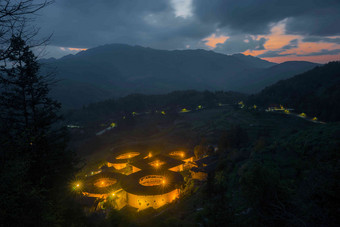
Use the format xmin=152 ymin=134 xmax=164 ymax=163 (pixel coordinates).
xmin=41 ymin=44 xmax=319 ymax=109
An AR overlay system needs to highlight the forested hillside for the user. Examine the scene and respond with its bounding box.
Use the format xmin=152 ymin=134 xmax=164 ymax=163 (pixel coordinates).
xmin=248 ymin=61 xmax=340 ymax=122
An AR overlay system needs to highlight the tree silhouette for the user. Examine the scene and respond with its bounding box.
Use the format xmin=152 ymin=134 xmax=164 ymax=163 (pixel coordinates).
xmin=0 ymin=36 xmax=79 ymax=226
xmin=0 ymin=1 xmax=52 ymax=61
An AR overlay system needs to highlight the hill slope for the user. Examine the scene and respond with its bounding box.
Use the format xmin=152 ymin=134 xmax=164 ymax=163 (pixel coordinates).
xmin=248 ymin=61 xmax=340 ymax=121
xmin=41 ymin=44 xmax=318 ymax=108
xmin=239 ymin=61 xmax=320 ymax=93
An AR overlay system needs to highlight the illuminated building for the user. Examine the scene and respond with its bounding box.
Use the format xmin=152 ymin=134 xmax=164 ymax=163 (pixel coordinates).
xmin=107 ymin=151 xmax=146 ymax=171
xmin=83 ymin=150 xmax=196 ymax=211
xmin=82 ymin=171 xmax=123 ymax=198
xmin=121 ymin=169 xmax=183 ymax=210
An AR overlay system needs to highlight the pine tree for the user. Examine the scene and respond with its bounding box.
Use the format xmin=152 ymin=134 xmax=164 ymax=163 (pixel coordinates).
xmin=0 ymin=36 xmax=80 ymax=226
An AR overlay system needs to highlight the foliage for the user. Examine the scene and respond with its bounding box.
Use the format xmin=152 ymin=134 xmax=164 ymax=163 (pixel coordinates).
xmin=198 ymin=123 xmax=340 ymax=226
xmin=218 ymin=125 xmax=249 ymax=152
xmin=0 ymin=36 xmax=82 ymax=226
xmin=248 ymin=61 xmax=340 ymax=122
xmin=65 ymin=90 xmax=246 ymax=126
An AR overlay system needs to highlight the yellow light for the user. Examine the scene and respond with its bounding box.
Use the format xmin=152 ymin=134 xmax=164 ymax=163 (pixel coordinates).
xmin=181 ymin=152 xmax=184 ymax=158
xmin=76 ymin=184 xmax=80 ymax=187
xmin=112 ymin=193 xmax=115 ymax=196
xmin=149 ymin=152 xmax=152 ymax=158
xmin=101 ymin=181 xmax=104 ymax=185
xmin=162 ymin=180 xmax=166 ymax=184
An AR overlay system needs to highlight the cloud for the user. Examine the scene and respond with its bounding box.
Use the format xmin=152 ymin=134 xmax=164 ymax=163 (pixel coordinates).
xmin=299 ymin=49 xmax=340 ymax=56
xmin=33 ymin=45 xmax=86 ymax=59
xmin=32 ymin=0 xmax=340 ymax=63
xmin=170 ymin=0 xmax=193 ymax=18
xmin=257 ymin=48 xmax=340 ymax=58
xmin=302 ymin=36 xmax=340 ymax=44
xmin=194 ymin=0 xmax=340 ymax=36
xmin=281 ymin=39 xmax=299 ymax=50
xmin=256 ymin=50 xmax=291 ymax=58
xmin=203 ymin=34 xmax=229 ymax=48
xmin=214 ymin=35 xmax=267 ymax=55
xmin=36 ymin=0 xmax=214 ymax=50
xmin=285 ymin=6 xmax=340 ymax=36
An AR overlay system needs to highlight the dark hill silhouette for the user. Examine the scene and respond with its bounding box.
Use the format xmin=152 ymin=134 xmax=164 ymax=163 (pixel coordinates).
xmin=238 ymin=61 xmax=320 ymax=93
xmin=41 ymin=44 xmax=318 ymax=108
xmin=248 ymin=61 xmax=340 ymax=122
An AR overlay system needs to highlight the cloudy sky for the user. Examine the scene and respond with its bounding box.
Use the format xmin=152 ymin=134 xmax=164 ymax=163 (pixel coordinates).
xmin=36 ymin=0 xmax=340 ymax=63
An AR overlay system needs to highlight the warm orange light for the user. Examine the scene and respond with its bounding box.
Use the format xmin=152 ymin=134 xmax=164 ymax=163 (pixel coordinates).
xmin=116 ymin=152 xmax=140 ymax=159
xmin=73 ymin=182 xmax=81 ymax=190
xmin=149 ymin=160 xmax=165 ymax=168
xmin=112 ymin=193 xmax=115 ymax=196
xmin=101 ymin=181 xmax=104 ymax=185
xmin=68 ymin=47 xmax=87 ymax=51
xmin=203 ymin=33 xmax=229 ymax=48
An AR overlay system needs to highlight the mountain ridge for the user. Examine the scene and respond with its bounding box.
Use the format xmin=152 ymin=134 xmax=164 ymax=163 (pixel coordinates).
xmin=40 ymin=44 xmax=319 ymax=109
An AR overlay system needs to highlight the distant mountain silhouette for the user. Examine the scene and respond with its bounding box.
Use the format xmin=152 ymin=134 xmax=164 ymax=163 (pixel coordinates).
xmin=239 ymin=61 xmax=320 ymax=93
xmin=248 ymin=61 xmax=340 ymax=122
xmin=41 ymin=44 xmax=318 ymax=108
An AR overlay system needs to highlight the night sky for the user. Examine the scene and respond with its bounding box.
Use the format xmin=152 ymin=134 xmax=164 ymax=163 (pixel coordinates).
xmin=36 ymin=0 xmax=340 ymax=63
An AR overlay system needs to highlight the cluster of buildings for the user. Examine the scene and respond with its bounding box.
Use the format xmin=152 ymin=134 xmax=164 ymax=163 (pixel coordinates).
xmin=76 ymin=148 xmax=215 ymax=211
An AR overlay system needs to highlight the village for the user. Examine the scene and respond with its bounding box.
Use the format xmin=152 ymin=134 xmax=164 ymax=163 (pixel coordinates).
xmin=74 ymin=146 xmax=218 ymax=212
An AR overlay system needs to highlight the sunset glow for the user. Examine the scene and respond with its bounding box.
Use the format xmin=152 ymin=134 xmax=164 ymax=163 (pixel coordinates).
xmin=203 ymin=34 xmax=229 ymax=48
xmin=205 ymin=21 xmax=340 ymax=63
xmin=60 ymin=47 xmax=88 ymax=52
xmin=249 ymin=22 xmax=340 ymax=63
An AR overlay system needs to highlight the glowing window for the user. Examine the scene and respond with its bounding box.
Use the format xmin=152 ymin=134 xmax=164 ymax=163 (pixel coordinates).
xmin=149 ymin=160 xmax=165 ymax=168
xmin=116 ymin=152 xmax=140 ymax=159
xmin=169 ymin=151 xmax=185 ymax=158
xmin=94 ymin=178 xmax=117 ymax=188
xmin=139 ymin=175 xmax=165 ymax=186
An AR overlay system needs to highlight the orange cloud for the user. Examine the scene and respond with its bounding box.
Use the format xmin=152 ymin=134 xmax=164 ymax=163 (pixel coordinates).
xmin=243 ymin=49 xmax=266 ymax=56
xmin=241 ymin=21 xmax=340 ymax=63
xmin=68 ymin=47 xmax=87 ymax=51
xmin=203 ymin=34 xmax=229 ymax=48
xmin=59 ymin=47 xmax=87 ymax=52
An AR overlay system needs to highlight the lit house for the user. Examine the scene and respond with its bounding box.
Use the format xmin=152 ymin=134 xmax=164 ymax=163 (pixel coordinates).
xmin=82 ymin=151 xmax=186 ymax=211
xmin=82 ymin=171 xmax=123 ymax=198
xmin=121 ymin=169 xmax=183 ymax=210
xmin=130 ymin=154 xmax=185 ymax=172
xmin=107 ymin=151 xmax=147 ymax=171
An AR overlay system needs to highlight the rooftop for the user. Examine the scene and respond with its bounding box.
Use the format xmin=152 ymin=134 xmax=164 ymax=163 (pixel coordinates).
xmin=130 ymin=154 xmax=185 ymax=171
xmin=121 ymin=169 xmax=184 ymax=195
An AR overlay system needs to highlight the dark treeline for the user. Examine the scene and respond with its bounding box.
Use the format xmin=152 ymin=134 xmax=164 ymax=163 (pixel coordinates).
xmin=0 ymin=1 xmax=88 ymax=224
xmin=0 ymin=35 xmax=86 ymax=226
xmin=192 ymin=123 xmax=340 ymax=226
xmin=65 ymin=90 xmax=246 ymax=126
xmin=247 ymin=61 xmax=340 ymax=122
